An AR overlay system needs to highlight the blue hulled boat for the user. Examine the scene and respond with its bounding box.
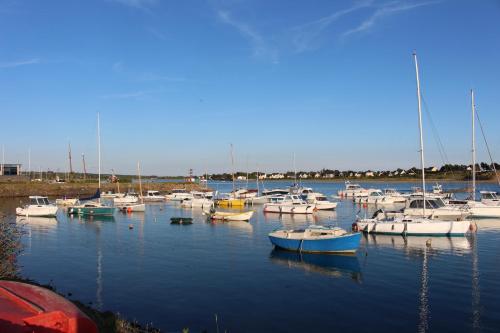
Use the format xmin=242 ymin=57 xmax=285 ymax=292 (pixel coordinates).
xmin=269 ymin=226 xmax=361 ymax=253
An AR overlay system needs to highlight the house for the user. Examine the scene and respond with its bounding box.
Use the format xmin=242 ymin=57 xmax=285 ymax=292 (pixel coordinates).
xmin=399 ymin=170 xmax=406 ymax=175
xmin=314 ymin=173 xmax=321 ymax=179
xmin=269 ymin=173 xmax=285 ymax=179
xmin=236 ymin=175 xmax=247 ymax=180
xmin=299 ymin=173 xmax=308 ymax=179
xmin=258 ymin=174 xmax=267 ymax=180
xmin=355 ymin=173 xmax=362 ymax=178
xmin=429 ymin=166 xmax=438 ymax=172
xmin=365 ymin=171 xmax=375 ymax=177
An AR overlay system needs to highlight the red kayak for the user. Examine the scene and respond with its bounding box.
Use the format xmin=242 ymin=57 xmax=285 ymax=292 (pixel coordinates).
xmin=0 ymin=281 xmax=98 ymax=333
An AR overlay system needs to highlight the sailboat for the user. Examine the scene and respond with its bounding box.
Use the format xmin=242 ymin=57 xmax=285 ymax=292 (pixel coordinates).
xmin=68 ymin=113 xmax=116 ymax=217
xmin=456 ymin=90 xmax=500 ymax=218
xmin=116 ymin=162 xmax=146 ymax=212
xmin=216 ymin=144 xmax=245 ymax=207
xmin=354 ymin=52 xmax=470 ymax=236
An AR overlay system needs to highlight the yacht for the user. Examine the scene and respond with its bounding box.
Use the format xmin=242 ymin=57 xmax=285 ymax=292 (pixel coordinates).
xmin=165 ymin=188 xmax=191 ymax=201
xmin=142 ymin=190 xmax=165 ymax=202
xmin=338 ymin=182 xmax=369 ymax=198
xmin=383 ymin=188 xmax=408 ymax=203
xmin=113 ymin=191 xmax=139 ymax=204
xmin=307 ymin=193 xmax=337 ymax=211
xmin=480 ymin=191 xmax=500 ymax=206
xmin=181 ymin=192 xmax=214 ymax=209
xmin=358 ymin=189 xmax=399 ymax=205
xmin=404 ymin=196 xmax=469 ymax=220
xmin=16 ymin=196 xmax=59 ymax=217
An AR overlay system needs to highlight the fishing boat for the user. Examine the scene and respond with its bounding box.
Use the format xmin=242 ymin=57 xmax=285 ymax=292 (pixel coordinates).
xmin=263 ymin=195 xmax=315 ymax=214
xmin=0 ymin=280 xmax=98 ymax=333
xmin=205 ymin=209 xmax=254 ymax=221
xmin=16 ymin=196 xmax=59 ymax=217
xmin=269 ymin=225 xmax=361 ymax=253
xmin=143 ymin=190 xmax=165 ymax=202
xmin=355 ymin=53 xmax=471 ymax=236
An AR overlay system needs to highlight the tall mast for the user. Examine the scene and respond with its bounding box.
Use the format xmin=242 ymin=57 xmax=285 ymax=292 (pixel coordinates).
xmin=471 ymin=89 xmax=476 ymax=201
xmin=230 ymin=143 xmax=235 ymax=192
xmin=28 ymin=148 xmax=31 ymax=179
xmin=97 ymin=113 xmax=101 ymax=190
xmin=82 ymin=153 xmax=87 ymax=181
xmin=68 ymin=141 xmax=73 ymax=176
xmin=413 ymin=52 xmax=426 ymax=216
xmin=1 ymin=145 xmax=4 ymax=176
xmin=293 ymin=152 xmax=297 ymax=185
xmin=137 ymin=162 xmax=143 ymax=203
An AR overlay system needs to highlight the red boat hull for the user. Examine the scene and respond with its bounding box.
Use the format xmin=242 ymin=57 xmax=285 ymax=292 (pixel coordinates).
xmin=0 ymin=281 xmax=97 ymax=333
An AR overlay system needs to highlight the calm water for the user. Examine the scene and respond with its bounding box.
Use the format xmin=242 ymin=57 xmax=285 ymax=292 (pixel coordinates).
xmin=3 ymin=181 xmax=500 ymax=332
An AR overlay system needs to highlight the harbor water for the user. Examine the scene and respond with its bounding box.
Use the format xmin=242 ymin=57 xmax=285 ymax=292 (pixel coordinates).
xmin=2 ymin=181 xmax=500 ymax=332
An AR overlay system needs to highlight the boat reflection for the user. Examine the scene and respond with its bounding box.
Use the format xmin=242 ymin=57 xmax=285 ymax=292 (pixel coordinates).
xmin=270 ymin=249 xmax=362 ymax=283
xmin=264 ymin=213 xmax=318 ymax=228
xmin=474 ymin=218 xmax=500 ymax=231
xmin=16 ymin=216 xmax=58 ymax=231
xmin=67 ymin=214 xmax=115 ymax=223
xmin=363 ymin=233 xmax=472 ymax=255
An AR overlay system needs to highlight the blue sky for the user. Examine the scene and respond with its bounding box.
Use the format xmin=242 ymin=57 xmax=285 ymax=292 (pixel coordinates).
xmin=1 ymin=0 xmax=499 ymax=176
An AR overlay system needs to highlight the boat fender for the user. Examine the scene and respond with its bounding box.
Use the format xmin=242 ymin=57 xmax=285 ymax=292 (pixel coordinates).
xmin=469 ymin=222 xmax=478 ymax=232
xmin=352 ymin=223 xmax=358 ymax=232
xmin=127 ymin=207 xmax=132 ymax=213
xmin=279 ymin=206 xmax=282 ymax=214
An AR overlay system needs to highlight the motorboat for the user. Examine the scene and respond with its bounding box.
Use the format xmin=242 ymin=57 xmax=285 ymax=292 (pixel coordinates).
xmin=263 ymin=195 xmax=315 ymax=214
xmin=113 ymin=191 xmax=139 ymax=204
xmin=404 ymin=196 xmax=470 ymax=220
xmin=181 ymin=192 xmax=214 ymax=209
xmin=383 ymin=188 xmax=408 ymax=203
xmin=165 ymin=188 xmax=191 ymax=201
xmin=16 ymin=196 xmax=59 ymax=217
xmin=305 ymin=193 xmax=338 ymax=210
xmin=142 ymin=190 xmax=165 ymax=202
xmin=338 ymin=182 xmax=369 ymax=198
xmin=230 ymin=188 xmax=258 ymax=199
xmin=269 ymin=226 xmax=361 ymax=253
xmin=191 ymin=190 xmax=214 ymax=199
xmin=480 ymin=191 xmax=500 ymax=206
xmin=205 ymin=209 xmax=254 ymax=221
xmin=261 ymin=188 xmax=290 ymax=197
xmin=246 ymin=188 xmax=290 ymax=205
xmin=357 ymin=189 xmax=399 ymax=205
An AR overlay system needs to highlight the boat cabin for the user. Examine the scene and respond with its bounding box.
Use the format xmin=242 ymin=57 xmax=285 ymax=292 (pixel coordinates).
xmin=262 ymin=188 xmax=289 ymax=196
xmin=407 ymin=197 xmax=446 ymax=209
xmin=29 ymin=196 xmax=50 ymax=205
xmin=368 ymin=190 xmax=384 ymax=197
xmin=146 ymin=190 xmax=161 ymax=196
xmin=346 ymin=184 xmax=362 ymax=190
xmin=171 ymin=188 xmax=188 ymax=194
xmin=481 ymin=191 xmax=499 ymax=201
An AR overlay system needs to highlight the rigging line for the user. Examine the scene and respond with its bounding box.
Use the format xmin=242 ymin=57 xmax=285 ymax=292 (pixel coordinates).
xmin=475 ymin=107 xmax=500 ymax=186
xmin=421 ymin=94 xmax=454 ymax=175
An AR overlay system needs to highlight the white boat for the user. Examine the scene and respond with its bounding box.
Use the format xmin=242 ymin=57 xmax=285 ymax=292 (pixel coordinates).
xmin=142 ymin=190 xmax=165 ymax=202
xmin=338 ymin=182 xmax=369 ymax=198
xmin=113 ymin=192 xmax=139 ymax=204
xmin=304 ymin=193 xmax=337 ymax=210
xmin=16 ymin=196 xmax=59 ymax=217
xmin=355 ymin=53 xmax=471 ymax=236
xmin=116 ymin=203 xmax=146 ymax=212
xmin=357 ymin=189 xmax=398 ymax=205
xmin=231 ymin=188 xmax=258 ymax=199
xmin=480 ymin=191 xmax=500 ymax=206
xmin=246 ymin=188 xmax=290 ymax=205
xmin=404 ymin=195 xmax=469 ymax=221
xmin=383 ymin=188 xmax=408 ymax=203
xmin=100 ymin=190 xmax=125 ymax=199
xmin=205 ymin=210 xmax=254 ymax=221
xmin=191 ymin=190 xmax=214 ymax=199
xmin=165 ymin=188 xmax=191 ymax=201
xmin=55 ymin=197 xmax=78 ymax=206
xmin=263 ymin=195 xmax=315 ymax=214
xmin=261 ymin=188 xmax=290 ymax=197
xmin=181 ymin=192 xmax=214 ymax=208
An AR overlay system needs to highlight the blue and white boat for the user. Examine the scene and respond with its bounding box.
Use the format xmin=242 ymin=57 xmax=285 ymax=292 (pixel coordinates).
xmin=268 ymin=226 xmax=361 ymax=253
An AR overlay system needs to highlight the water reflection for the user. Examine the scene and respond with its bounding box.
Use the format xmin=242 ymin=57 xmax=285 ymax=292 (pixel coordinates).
xmin=474 ymin=219 xmax=500 ymax=231
xmin=264 ymin=213 xmax=318 ymax=228
xmin=16 ymin=216 xmax=58 ymax=231
xmin=270 ymin=249 xmax=362 ymax=283
xmin=363 ymin=234 xmax=472 ymax=255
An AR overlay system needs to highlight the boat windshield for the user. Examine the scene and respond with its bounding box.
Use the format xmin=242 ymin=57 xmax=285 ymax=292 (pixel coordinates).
xmin=347 ymin=185 xmax=361 ymax=190
xmin=316 ymin=196 xmax=327 ymax=201
xmin=482 ymin=192 xmax=498 ymax=200
xmin=370 ymin=191 xmax=382 ymax=197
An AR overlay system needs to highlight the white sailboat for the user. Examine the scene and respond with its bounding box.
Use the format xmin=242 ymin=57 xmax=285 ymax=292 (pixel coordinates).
xmin=354 ymin=52 xmax=470 ymax=236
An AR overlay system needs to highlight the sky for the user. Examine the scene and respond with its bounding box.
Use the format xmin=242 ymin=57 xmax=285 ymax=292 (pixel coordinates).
xmin=1 ymin=0 xmax=500 ymax=176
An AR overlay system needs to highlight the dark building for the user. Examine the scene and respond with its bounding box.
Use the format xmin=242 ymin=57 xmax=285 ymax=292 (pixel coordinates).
xmin=0 ymin=163 xmax=22 ymax=176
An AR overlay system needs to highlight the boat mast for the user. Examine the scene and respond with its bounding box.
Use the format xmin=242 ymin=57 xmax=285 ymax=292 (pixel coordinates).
xmin=137 ymin=161 xmax=143 ymax=203
xmin=28 ymin=148 xmax=31 ymax=179
xmin=1 ymin=145 xmax=4 ymax=176
xmin=68 ymin=141 xmax=73 ymax=177
xmin=471 ymin=89 xmax=476 ymax=201
xmin=230 ymin=143 xmax=235 ymax=192
xmin=82 ymin=153 xmax=87 ymax=181
xmin=413 ymin=52 xmax=426 ymax=216
xmin=293 ymin=152 xmax=297 ymax=186
xmin=97 ymin=112 xmax=101 ymax=193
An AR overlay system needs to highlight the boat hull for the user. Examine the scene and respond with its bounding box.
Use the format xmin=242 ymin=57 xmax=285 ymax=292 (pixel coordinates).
xmin=68 ymin=206 xmax=116 ymax=216
xmin=355 ymin=219 xmax=470 ymax=236
xmin=269 ymin=232 xmax=361 ymax=253
xmin=209 ymin=211 xmax=254 ymax=221
xmin=263 ymin=204 xmax=315 ymax=214
xmin=16 ymin=205 xmax=58 ymax=217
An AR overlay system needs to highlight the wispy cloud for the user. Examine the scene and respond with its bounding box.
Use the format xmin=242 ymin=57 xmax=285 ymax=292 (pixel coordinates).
xmin=217 ymin=10 xmax=279 ymax=63
xmin=291 ymin=0 xmax=374 ymax=52
xmin=342 ymin=1 xmax=438 ymax=39
xmin=0 ymin=58 xmax=40 ymax=68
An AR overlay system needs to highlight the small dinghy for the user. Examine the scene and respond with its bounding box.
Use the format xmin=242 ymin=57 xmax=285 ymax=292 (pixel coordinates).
xmin=0 ymin=281 xmax=98 ymax=333
xmin=170 ymin=217 xmax=193 ymax=224
xmin=204 ymin=210 xmax=254 ymax=221
xmin=116 ymin=203 xmax=146 ymax=212
xmin=269 ymin=225 xmax=361 ymax=253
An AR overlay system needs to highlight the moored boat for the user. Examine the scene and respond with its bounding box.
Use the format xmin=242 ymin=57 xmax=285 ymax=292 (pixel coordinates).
xmin=263 ymin=195 xmax=315 ymax=214
xmin=143 ymin=190 xmax=165 ymax=202
xmin=68 ymin=201 xmax=116 ymax=216
xmin=269 ymin=226 xmax=361 ymax=253
xmin=205 ymin=210 xmax=254 ymax=221
xmin=55 ymin=197 xmax=79 ymax=206
xmin=170 ymin=217 xmax=193 ymax=224
xmin=16 ymin=196 xmax=59 ymax=217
